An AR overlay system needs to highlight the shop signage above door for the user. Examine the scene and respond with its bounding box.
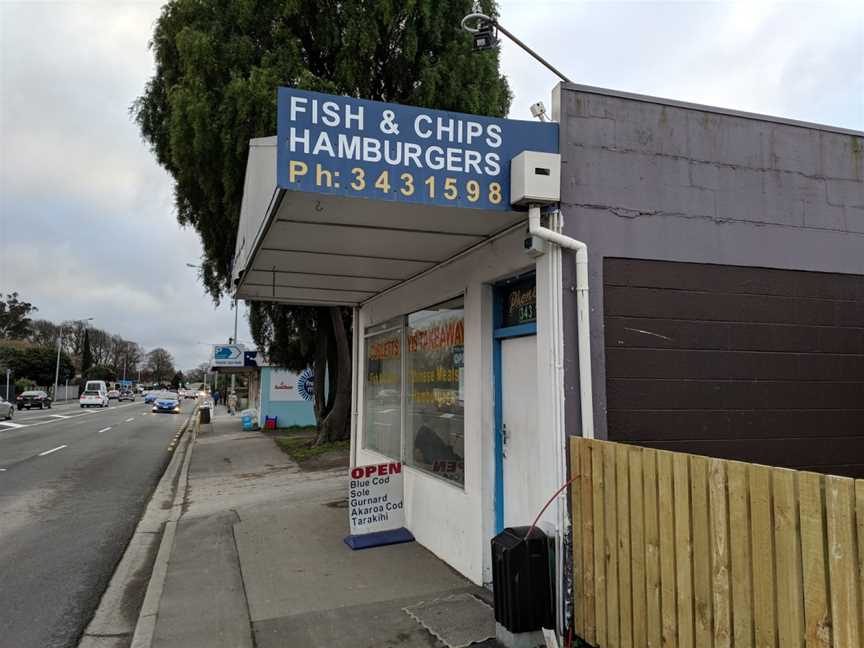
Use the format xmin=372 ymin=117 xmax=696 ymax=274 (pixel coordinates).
xmin=277 ymin=87 xmax=558 ymax=211
xmin=500 ymin=275 xmax=537 ymax=327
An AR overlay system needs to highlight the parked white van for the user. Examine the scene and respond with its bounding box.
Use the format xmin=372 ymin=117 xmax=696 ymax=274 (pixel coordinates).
xmin=84 ymin=381 xmax=108 ymax=394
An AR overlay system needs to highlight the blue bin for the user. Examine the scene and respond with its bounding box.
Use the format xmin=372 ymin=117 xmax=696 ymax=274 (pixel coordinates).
xmin=242 ymin=415 xmax=254 ymax=430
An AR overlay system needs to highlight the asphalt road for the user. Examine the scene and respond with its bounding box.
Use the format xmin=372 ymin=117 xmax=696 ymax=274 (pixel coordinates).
xmin=0 ymin=397 xmax=196 ymax=648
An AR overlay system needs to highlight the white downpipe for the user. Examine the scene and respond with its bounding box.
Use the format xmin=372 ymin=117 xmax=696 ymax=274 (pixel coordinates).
xmin=528 ymin=205 xmax=594 ymax=636
xmin=528 ymin=205 xmax=595 ymax=440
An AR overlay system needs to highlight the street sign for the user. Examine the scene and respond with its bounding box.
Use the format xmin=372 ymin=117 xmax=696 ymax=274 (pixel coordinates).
xmin=277 ymin=87 xmax=558 ymax=211
xmin=211 ymin=344 xmax=245 ymax=368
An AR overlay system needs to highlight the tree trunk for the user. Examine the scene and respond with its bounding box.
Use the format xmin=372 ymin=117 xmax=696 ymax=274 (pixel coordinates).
xmin=316 ymin=306 xmax=352 ymax=445
xmin=312 ymin=310 xmax=329 ymax=427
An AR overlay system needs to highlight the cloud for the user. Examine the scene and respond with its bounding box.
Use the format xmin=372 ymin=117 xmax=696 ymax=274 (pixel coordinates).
xmin=0 ymin=1 xmax=252 ymax=370
xmin=498 ymin=0 xmax=863 ymax=129
xmin=1 ymin=0 xmax=861 ymax=370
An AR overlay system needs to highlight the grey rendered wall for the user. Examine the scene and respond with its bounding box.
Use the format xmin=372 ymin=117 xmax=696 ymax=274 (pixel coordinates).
xmin=556 ymin=83 xmax=864 ymax=439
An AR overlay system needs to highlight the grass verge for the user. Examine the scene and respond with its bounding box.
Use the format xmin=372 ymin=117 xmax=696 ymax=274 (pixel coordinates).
xmin=274 ymin=434 xmax=349 ymax=463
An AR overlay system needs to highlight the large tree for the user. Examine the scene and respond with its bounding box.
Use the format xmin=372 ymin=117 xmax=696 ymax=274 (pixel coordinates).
xmin=147 ymin=348 xmax=176 ymax=384
xmin=134 ymin=0 xmax=511 ymax=443
xmin=184 ymin=362 xmax=211 ymax=384
xmin=60 ymin=320 xmax=90 ymax=358
xmin=28 ymin=319 xmax=60 ymax=347
xmin=0 ymin=293 xmax=37 ymax=340
xmin=0 ymin=342 xmax=74 ymax=387
xmin=81 ymin=329 xmax=94 ymax=379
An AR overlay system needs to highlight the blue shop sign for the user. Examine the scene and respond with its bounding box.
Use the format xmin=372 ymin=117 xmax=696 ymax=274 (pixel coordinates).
xmin=276 ymin=87 xmax=558 ymax=211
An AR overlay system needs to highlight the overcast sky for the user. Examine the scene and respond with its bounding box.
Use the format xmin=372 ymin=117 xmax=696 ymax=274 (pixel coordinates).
xmin=1 ymin=0 xmax=862 ymax=369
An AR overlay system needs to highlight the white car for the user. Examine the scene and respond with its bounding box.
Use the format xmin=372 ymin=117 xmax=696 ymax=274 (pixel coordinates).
xmin=0 ymin=396 xmax=13 ymax=420
xmin=80 ymin=390 xmax=109 ymax=408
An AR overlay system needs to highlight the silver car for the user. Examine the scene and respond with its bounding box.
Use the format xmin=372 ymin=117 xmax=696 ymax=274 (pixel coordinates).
xmin=0 ymin=396 xmax=13 ymax=420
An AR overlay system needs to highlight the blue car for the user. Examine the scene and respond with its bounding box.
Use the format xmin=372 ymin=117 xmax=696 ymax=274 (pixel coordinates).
xmin=153 ymin=392 xmax=181 ymax=413
xmin=143 ymin=391 xmax=159 ymax=405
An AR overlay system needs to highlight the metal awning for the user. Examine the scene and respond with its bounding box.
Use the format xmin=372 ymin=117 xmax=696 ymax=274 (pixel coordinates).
xmin=232 ymin=138 xmax=526 ymax=307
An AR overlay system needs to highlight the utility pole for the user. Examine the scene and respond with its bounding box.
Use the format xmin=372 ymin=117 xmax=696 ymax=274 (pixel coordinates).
xmin=230 ymin=298 xmax=239 ymax=395
xmin=5 ymin=368 xmax=10 ymax=401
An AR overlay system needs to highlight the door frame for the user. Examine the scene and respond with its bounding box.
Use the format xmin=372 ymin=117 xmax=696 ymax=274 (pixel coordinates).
xmin=493 ymin=274 xmax=537 ymax=533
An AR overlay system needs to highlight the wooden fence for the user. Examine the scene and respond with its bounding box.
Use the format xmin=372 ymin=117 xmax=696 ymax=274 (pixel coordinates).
xmin=569 ymin=438 xmax=863 ymax=648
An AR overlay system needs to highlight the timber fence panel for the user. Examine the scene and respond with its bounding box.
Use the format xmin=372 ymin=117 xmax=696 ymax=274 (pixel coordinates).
xmin=749 ymin=464 xmax=777 ymax=648
xmin=728 ymin=460 xmax=755 ymax=648
xmin=657 ymin=451 xmax=678 ymax=648
xmin=572 ymin=440 xmax=584 ymax=638
xmin=673 ymin=453 xmax=695 ymax=648
xmin=592 ymin=440 xmax=608 ymax=646
xmin=604 ymin=442 xmax=620 ymax=648
xmin=617 ymin=443 xmax=633 ymax=648
xmin=708 ymin=457 xmax=731 ymax=648
xmin=582 ymin=440 xmax=596 ymax=645
xmin=568 ymin=439 xmax=864 ymax=648
xmin=825 ymin=475 xmax=861 ymax=648
xmin=690 ymin=455 xmax=713 ymax=648
xmin=642 ymin=448 xmax=662 ymax=648
xmin=772 ymin=468 xmax=804 ymax=648
xmin=629 ymin=448 xmax=647 ymax=648
xmin=798 ymin=471 xmax=831 ymax=648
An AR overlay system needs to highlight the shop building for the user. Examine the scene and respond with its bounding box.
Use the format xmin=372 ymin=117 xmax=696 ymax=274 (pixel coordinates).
xmin=257 ymin=365 xmax=316 ymax=427
xmin=553 ymin=85 xmax=864 ymax=478
xmin=231 ymin=83 xmax=864 ymax=627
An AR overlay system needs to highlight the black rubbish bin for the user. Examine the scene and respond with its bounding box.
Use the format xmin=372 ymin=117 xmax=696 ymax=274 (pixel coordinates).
xmin=199 ymin=406 xmax=211 ymax=424
xmin=491 ymin=526 xmax=554 ymax=633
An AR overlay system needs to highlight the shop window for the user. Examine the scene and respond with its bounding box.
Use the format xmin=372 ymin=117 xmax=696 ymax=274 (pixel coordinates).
xmin=404 ymin=298 xmax=465 ymax=485
xmin=363 ymin=322 xmax=402 ymax=460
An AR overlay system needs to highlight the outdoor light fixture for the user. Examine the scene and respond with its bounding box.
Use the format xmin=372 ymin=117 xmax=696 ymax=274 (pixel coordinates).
xmin=461 ymin=12 xmax=572 ymax=84
xmin=472 ymin=18 xmax=498 ymax=51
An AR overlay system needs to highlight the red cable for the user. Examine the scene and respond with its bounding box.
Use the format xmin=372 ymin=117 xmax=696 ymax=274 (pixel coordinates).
xmin=523 ymin=473 xmax=581 ymax=647
xmin=524 ymin=473 xmax=579 ymax=540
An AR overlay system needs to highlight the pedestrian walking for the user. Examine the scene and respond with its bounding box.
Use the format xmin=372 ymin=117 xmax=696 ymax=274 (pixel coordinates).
xmin=212 ymin=389 xmax=220 ymax=410
xmin=228 ymin=391 xmax=238 ymax=416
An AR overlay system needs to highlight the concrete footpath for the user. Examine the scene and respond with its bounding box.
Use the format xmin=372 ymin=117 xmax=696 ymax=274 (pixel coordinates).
xmin=132 ymin=410 xmax=497 ymax=648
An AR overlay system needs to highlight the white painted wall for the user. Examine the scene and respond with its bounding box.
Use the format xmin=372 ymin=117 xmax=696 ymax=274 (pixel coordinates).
xmin=352 ymin=225 xmax=540 ymax=585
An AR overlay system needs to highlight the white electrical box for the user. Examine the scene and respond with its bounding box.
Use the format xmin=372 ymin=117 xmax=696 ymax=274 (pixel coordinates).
xmin=509 ymin=151 xmax=561 ymax=206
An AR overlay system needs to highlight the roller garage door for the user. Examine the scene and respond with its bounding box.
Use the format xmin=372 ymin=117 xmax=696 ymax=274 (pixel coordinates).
xmin=604 ymin=258 xmax=864 ymax=478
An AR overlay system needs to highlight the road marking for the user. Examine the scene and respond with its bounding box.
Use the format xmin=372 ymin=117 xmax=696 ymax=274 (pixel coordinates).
xmin=48 ymin=414 xmax=70 ymax=419
xmin=38 ymin=445 xmax=67 ymax=456
xmin=0 ymin=421 xmax=26 ymax=429
xmin=98 ymin=427 xmax=112 ymax=434
xmin=125 ymin=417 xmax=134 ymax=423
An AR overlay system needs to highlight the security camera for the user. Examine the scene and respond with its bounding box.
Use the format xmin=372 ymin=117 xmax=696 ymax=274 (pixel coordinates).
xmin=530 ymin=102 xmax=548 ymax=122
